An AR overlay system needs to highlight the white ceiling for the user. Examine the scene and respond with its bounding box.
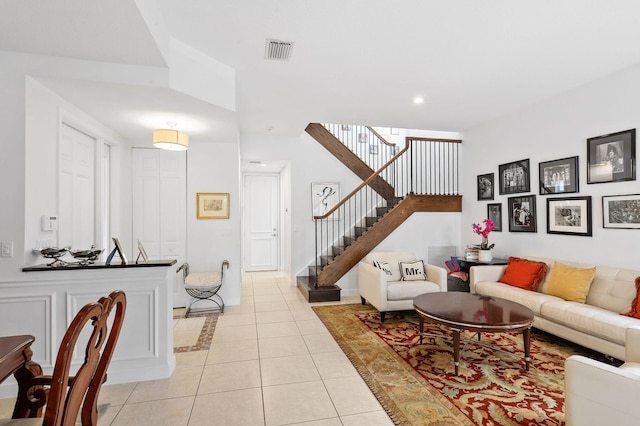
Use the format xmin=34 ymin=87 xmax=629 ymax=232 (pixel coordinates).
xmin=3 ymin=0 xmax=640 ymax=140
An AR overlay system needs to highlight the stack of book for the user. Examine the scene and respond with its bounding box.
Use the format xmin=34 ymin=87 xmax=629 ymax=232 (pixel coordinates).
xmin=465 ymin=245 xmax=480 ymax=261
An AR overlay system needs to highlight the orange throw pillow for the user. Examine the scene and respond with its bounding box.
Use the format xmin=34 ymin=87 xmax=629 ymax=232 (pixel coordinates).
xmin=499 ymin=257 xmax=549 ymax=291
xmin=623 ymin=276 xmax=640 ymax=319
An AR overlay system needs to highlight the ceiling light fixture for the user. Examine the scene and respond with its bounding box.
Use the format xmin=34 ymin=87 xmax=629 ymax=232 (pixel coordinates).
xmin=413 ymin=96 xmax=425 ymax=104
xmin=153 ymin=121 xmax=189 ymax=151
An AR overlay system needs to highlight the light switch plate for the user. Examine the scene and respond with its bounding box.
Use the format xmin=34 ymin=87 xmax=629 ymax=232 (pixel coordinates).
xmin=1 ymin=241 xmax=13 ymax=257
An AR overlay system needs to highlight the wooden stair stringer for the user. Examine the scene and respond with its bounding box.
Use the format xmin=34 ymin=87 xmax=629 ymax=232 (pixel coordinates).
xmin=305 ymin=123 xmax=395 ymax=200
xmin=316 ymin=194 xmax=462 ymax=286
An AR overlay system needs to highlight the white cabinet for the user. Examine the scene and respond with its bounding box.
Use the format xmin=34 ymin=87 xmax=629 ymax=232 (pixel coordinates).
xmin=132 ymin=148 xmax=187 ymax=307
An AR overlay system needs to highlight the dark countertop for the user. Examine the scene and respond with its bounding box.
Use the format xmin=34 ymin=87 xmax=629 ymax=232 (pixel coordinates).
xmin=23 ymin=259 xmax=177 ymax=272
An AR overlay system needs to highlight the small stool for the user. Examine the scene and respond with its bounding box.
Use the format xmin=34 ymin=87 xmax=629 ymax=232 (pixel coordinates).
xmin=178 ymin=260 xmax=228 ymax=317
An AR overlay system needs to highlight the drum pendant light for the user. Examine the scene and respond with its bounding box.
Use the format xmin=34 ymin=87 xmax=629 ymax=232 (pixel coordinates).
xmin=153 ymin=121 xmax=188 ymax=151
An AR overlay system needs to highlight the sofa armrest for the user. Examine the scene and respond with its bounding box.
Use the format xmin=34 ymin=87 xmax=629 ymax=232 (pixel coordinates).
xmin=469 ymin=265 xmax=507 ymax=294
xmin=626 ymin=327 xmax=640 ymax=362
xmin=565 ymin=355 xmax=640 ymax=426
xmin=425 ymin=264 xmax=447 ymax=292
xmin=358 ymin=262 xmax=388 ymax=312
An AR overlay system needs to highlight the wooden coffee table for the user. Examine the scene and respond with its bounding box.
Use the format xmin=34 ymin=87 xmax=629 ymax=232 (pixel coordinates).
xmin=413 ymin=292 xmax=534 ymax=375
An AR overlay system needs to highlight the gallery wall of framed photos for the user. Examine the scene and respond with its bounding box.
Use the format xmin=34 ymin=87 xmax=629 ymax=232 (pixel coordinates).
xmin=476 ymin=128 xmax=637 ymax=238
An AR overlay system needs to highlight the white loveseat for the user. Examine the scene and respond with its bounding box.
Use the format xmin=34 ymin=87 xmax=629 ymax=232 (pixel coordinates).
xmin=469 ymin=256 xmax=640 ymax=361
xmin=565 ymin=352 xmax=640 ymax=426
xmin=358 ymin=251 xmax=447 ymax=322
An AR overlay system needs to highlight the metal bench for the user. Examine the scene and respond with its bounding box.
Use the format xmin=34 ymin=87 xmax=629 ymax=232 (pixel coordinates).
xmin=177 ymin=260 xmax=229 ymax=317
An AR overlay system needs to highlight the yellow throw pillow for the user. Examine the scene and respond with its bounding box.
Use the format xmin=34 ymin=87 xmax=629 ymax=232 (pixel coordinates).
xmin=543 ymin=263 xmax=596 ymax=303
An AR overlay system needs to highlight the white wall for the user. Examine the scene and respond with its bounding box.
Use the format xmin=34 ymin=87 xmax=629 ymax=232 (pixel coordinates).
xmin=461 ymin=62 xmax=640 ymax=269
xmin=24 ymin=77 xmax=128 ymax=264
xmin=0 ymin=56 xmax=27 ymax=280
xmin=186 ymin=141 xmax=242 ymax=305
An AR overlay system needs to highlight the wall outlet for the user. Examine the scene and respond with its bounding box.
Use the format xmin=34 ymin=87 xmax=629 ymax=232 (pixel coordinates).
xmin=1 ymin=241 xmax=13 ymax=257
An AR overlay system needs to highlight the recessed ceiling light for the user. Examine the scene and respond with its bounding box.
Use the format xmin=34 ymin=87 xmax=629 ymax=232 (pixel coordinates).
xmin=413 ymin=97 xmax=425 ymax=104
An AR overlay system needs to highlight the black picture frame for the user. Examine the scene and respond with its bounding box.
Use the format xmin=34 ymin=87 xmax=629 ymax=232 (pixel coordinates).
xmin=508 ymin=195 xmax=537 ymax=232
xmin=487 ymin=203 xmax=502 ymax=232
xmin=602 ymin=194 xmax=640 ymax=229
xmin=546 ymin=196 xmax=592 ymax=236
xmin=539 ymin=156 xmax=579 ymax=195
xmin=477 ymin=173 xmax=494 ymax=200
xmin=499 ymin=159 xmax=531 ymax=195
xmin=587 ymin=129 xmax=636 ymax=184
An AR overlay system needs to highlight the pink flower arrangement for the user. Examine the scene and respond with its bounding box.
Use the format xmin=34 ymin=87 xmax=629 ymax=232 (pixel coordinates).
xmin=472 ymin=219 xmax=495 ymax=250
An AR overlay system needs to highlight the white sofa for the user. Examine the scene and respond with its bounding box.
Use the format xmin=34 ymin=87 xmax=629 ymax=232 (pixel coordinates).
xmin=358 ymin=251 xmax=447 ymax=322
xmin=565 ymin=353 xmax=640 ymax=426
xmin=469 ymin=256 xmax=640 ymax=361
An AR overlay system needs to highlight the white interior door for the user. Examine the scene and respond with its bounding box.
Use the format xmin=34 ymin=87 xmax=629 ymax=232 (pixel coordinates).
xmin=244 ymin=174 xmax=279 ymax=271
xmin=59 ymin=123 xmax=95 ymax=248
xmin=132 ymin=148 xmax=187 ymax=307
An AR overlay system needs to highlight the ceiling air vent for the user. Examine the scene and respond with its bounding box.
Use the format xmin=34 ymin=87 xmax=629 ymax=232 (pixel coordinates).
xmin=265 ymin=39 xmax=294 ymax=61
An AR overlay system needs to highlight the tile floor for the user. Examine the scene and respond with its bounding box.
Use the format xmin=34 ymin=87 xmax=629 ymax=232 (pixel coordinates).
xmin=0 ymin=272 xmax=394 ymax=425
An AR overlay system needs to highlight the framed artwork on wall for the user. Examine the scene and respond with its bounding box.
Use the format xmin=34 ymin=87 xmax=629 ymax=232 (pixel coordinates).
xmin=602 ymin=194 xmax=640 ymax=229
xmin=311 ymin=182 xmax=340 ymax=219
xmin=546 ymin=196 xmax=592 ymax=236
xmin=499 ymin=159 xmax=531 ymax=195
xmin=197 ymin=192 xmax=230 ymax=219
xmin=539 ymin=156 xmax=579 ymax=195
xmin=477 ymin=173 xmax=494 ymax=200
xmin=587 ymin=129 xmax=636 ymax=184
xmin=508 ymin=195 xmax=537 ymax=232
xmin=487 ymin=203 xmax=502 ymax=232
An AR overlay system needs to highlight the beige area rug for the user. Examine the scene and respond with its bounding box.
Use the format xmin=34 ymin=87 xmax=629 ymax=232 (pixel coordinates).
xmin=312 ymin=304 xmax=618 ymax=426
xmin=172 ymin=311 xmax=219 ymax=353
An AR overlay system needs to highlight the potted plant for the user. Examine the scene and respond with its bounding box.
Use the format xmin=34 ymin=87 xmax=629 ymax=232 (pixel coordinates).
xmin=472 ymin=219 xmax=496 ymax=261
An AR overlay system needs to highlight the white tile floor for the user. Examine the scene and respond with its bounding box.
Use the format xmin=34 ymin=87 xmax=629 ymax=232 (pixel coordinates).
xmin=0 ymin=272 xmax=393 ymax=425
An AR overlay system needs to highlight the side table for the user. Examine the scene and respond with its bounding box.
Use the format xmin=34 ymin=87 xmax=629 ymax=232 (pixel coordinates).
xmin=448 ymin=258 xmax=508 ymax=292
xmin=458 ymin=257 xmax=509 ymax=269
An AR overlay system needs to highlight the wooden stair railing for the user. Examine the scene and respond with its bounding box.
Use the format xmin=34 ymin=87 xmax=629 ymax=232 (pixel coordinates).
xmin=305 ymin=123 xmax=395 ymax=200
xmin=316 ymin=194 xmax=461 ymax=286
xmin=297 ymin=134 xmax=462 ymax=301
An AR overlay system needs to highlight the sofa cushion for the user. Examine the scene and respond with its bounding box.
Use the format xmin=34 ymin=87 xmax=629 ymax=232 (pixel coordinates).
xmin=399 ymin=260 xmax=427 ymax=281
xmin=540 ymin=300 xmax=640 ymax=345
xmin=543 ymin=262 xmax=596 ymax=303
xmin=386 ymin=280 xmax=440 ymax=301
xmin=499 ymin=257 xmax=548 ymax=291
xmin=474 ymin=281 xmax=562 ymax=315
xmin=373 ymin=260 xmax=393 ymax=276
xmin=622 ymin=276 xmax=640 ymax=319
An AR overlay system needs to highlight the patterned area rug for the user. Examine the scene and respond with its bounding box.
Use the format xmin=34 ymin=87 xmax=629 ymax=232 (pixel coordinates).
xmin=173 ymin=311 xmax=219 ymax=353
xmin=312 ymin=304 xmax=617 ymax=426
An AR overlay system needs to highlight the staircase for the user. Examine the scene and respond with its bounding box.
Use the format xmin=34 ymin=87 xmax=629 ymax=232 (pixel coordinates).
xmin=298 ymin=124 xmax=462 ymax=302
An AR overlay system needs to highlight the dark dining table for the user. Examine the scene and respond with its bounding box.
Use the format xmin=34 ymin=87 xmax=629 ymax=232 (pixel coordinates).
xmin=0 ymin=335 xmax=44 ymax=418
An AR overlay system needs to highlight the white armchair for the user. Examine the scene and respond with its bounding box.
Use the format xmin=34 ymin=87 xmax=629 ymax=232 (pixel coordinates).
xmin=565 ymin=331 xmax=640 ymax=426
xmin=358 ymin=251 xmax=447 ymax=322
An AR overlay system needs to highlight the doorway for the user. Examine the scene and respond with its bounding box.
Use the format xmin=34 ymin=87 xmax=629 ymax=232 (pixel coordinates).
xmin=243 ymin=173 xmax=281 ymax=271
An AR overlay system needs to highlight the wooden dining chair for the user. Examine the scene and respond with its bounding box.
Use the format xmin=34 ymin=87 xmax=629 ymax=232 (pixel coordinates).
xmin=0 ymin=290 xmax=127 ymax=426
